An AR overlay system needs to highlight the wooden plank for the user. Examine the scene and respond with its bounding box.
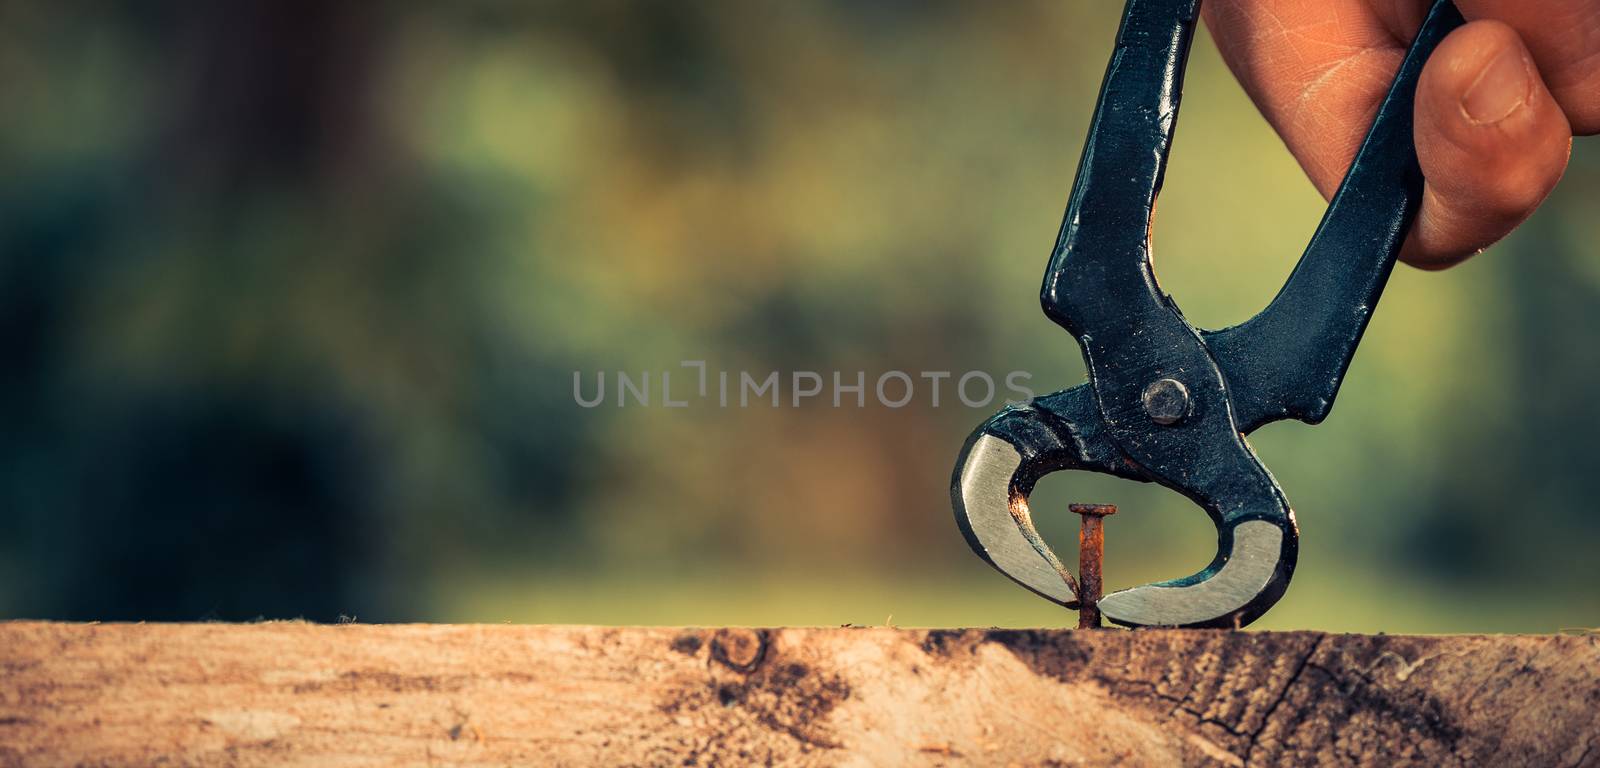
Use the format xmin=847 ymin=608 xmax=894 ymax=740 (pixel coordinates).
xmin=1 ymin=622 xmax=1596 ymax=766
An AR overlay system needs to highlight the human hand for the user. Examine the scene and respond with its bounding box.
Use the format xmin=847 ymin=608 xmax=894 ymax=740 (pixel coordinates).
xmin=1204 ymin=0 xmax=1596 ymax=269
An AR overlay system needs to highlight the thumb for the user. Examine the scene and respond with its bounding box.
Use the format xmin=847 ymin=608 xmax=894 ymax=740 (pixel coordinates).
xmin=1404 ymin=20 xmax=1572 ymax=269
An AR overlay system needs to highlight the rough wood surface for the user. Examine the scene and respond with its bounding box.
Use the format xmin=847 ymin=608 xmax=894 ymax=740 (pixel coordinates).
xmin=1 ymin=623 xmax=1597 ymax=767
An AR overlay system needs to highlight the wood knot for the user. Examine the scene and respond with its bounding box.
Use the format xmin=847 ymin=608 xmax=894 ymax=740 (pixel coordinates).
xmin=710 ymin=629 xmax=769 ymax=673
xmin=669 ymin=632 xmax=704 ymax=656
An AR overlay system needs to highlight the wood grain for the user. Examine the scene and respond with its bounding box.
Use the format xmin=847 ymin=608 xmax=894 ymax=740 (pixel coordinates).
xmin=1 ymin=622 xmax=1597 ymax=766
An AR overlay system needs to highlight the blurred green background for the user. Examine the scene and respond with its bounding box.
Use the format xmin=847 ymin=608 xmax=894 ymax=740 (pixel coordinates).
xmin=2 ymin=1 xmax=1597 ymax=633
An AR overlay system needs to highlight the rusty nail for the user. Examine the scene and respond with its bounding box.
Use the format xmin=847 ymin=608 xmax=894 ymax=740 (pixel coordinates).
xmin=1069 ymin=503 xmax=1116 ymax=629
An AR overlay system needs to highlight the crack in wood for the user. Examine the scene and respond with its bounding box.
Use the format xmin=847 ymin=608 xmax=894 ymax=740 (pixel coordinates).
xmin=1242 ymin=634 xmax=1323 ymax=766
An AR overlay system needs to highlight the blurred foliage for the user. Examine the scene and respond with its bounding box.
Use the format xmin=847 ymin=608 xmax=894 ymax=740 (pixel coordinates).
xmin=1 ymin=1 xmax=1597 ymax=631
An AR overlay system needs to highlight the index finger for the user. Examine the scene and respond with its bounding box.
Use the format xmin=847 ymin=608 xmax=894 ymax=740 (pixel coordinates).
xmin=1202 ymin=0 xmax=1409 ymax=197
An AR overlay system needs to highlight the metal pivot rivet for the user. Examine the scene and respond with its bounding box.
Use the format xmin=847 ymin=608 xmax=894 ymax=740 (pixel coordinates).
xmin=1141 ymin=378 xmax=1190 ymax=425
xmin=1069 ymin=503 xmax=1116 ymax=629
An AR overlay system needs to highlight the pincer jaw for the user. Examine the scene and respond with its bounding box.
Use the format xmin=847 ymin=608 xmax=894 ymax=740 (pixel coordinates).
xmin=1098 ymin=517 xmax=1297 ymax=629
xmin=952 ymin=431 xmax=1079 ymax=607
xmin=952 ymin=387 xmax=1299 ymax=629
